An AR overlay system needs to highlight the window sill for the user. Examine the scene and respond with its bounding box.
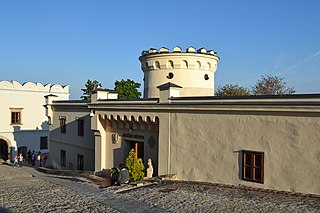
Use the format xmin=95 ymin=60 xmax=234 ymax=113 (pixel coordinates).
xmin=241 ymin=179 xmax=264 ymax=184
xmin=11 ymin=123 xmax=23 ymax=126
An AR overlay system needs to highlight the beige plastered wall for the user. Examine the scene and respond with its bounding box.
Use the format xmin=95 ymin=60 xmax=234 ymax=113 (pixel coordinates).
xmin=91 ymin=103 xmax=320 ymax=195
xmin=166 ymin=111 xmax=320 ymax=195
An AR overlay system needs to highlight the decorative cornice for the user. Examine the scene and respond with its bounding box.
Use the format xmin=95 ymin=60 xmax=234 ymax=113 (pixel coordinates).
xmin=0 ymin=80 xmax=69 ymax=93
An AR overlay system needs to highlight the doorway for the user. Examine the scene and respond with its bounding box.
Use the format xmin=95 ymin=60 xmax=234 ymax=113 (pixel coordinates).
xmin=77 ymin=154 xmax=84 ymax=170
xmin=128 ymin=141 xmax=144 ymax=160
xmin=18 ymin=146 xmax=27 ymax=158
xmin=0 ymin=139 xmax=8 ymax=161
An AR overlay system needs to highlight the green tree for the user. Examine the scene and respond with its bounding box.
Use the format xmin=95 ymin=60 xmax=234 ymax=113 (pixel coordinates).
xmin=125 ymin=149 xmax=145 ymax=182
xmin=252 ymin=75 xmax=295 ymax=95
xmin=81 ymin=79 xmax=102 ymax=100
xmin=114 ymin=79 xmax=141 ymax=99
xmin=216 ymin=84 xmax=250 ymax=96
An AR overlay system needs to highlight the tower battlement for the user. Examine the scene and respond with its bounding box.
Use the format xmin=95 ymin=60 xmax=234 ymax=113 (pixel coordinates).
xmin=139 ymin=46 xmax=220 ymax=98
xmin=140 ymin=46 xmax=219 ymax=56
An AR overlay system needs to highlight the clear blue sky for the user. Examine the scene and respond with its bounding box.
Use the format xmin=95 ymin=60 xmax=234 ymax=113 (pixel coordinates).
xmin=1 ymin=0 xmax=319 ymax=99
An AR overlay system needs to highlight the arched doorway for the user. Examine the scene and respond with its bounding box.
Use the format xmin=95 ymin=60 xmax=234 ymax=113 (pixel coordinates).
xmin=0 ymin=139 xmax=9 ymax=161
xmin=18 ymin=146 xmax=27 ymax=158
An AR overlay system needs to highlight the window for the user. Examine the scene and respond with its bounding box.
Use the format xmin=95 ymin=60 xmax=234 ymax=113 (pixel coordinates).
xmin=60 ymin=150 xmax=66 ymax=167
xmin=242 ymin=150 xmax=264 ymax=183
xmin=40 ymin=137 xmax=48 ymax=150
xmin=59 ymin=116 xmax=66 ymax=133
xmin=11 ymin=109 xmax=22 ymax=124
xmin=204 ymin=74 xmax=209 ymax=80
xmin=77 ymin=119 xmax=84 ymax=136
xmin=167 ymin=72 xmax=174 ymax=79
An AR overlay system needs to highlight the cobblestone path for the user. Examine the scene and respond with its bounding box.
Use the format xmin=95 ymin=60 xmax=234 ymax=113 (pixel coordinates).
xmin=1 ymin=165 xmax=319 ymax=212
xmin=0 ymin=165 xmax=118 ymax=212
xmin=116 ymin=181 xmax=320 ymax=212
xmin=0 ymin=165 xmax=165 ymax=212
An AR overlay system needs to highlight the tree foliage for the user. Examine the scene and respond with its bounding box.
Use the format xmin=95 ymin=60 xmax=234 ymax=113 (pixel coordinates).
xmin=125 ymin=149 xmax=145 ymax=182
xmin=81 ymin=79 xmax=102 ymax=100
xmin=216 ymin=84 xmax=250 ymax=96
xmin=252 ymin=75 xmax=295 ymax=95
xmin=114 ymin=79 xmax=141 ymax=99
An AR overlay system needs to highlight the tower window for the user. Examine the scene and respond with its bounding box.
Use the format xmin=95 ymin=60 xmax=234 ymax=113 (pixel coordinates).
xmin=167 ymin=60 xmax=174 ymax=68
xmin=155 ymin=61 xmax=161 ymax=69
xmin=204 ymin=74 xmax=209 ymax=80
xmin=167 ymin=72 xmax=174 ymax=79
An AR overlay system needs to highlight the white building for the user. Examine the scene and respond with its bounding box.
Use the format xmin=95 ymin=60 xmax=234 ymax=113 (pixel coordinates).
xmin=46 ymin=46 xmax=320 ymax=195
xmin=0 ymin=80 xmax=69 ymax=161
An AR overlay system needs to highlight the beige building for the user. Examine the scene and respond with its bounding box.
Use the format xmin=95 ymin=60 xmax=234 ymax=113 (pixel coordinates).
xmin=0 ymin=81 xmax=69 ymax=161
xmin=48 ymin=47 xmax=320 ymax=195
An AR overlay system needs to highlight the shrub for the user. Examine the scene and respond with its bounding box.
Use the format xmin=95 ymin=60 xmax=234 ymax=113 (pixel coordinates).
xmin=125 ymin=149 xmax=145 ymax=181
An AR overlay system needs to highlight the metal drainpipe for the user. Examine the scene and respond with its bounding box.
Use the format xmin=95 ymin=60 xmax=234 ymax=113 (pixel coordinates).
xmin=168 ymin=112 xmax=171 ymax=174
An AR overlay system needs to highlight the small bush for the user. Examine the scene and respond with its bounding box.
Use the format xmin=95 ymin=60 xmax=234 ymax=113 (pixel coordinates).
xmin=126 ymin=149 xmax=145 ymax=181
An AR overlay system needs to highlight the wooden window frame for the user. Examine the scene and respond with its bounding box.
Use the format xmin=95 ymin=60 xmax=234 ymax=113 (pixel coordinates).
xmin=242 ymin=150 xmax=264 ymax=184
xmin=77 ymin=119 xmax=84 ymax=136
xmin=59 ymin=116 xmax=66 ymax=134
xmin=10 ymin=109 xmax=22 ymax=125
xmin=60 ymin=149 xmax=66 ymax=167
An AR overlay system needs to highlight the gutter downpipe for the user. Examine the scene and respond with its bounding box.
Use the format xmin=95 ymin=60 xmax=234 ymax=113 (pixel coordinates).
xmin=168 ymin=112 xmax=171 ymax=174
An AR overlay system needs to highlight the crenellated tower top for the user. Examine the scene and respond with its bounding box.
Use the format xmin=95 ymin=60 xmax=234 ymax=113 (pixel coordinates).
xmin=139 ymin=46 xmax=220 ymax=98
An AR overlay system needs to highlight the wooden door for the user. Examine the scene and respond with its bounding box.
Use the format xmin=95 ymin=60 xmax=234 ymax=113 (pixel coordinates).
xmin=129 ymin=141 xmax=144 ymax=160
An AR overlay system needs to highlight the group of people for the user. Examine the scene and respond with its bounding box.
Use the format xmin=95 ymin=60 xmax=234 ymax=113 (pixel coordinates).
xmin=13 ymin=150 xmax=47 ymax=167
xmin=27 ymin=150 xmax=42 ymax=166
xmin=13 ymin=153 xmax=24 ymax=167
xmin=111 ymin=164 xmax=130 ymax=186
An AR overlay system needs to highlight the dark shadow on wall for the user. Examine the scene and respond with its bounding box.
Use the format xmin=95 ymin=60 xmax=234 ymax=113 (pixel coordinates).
xmin=48 ymin=114 xmax=95 ymax=171
xmin=233 ymin=150 xmax=243 ymax=180
xmin=113 ymin=147 xmax=124 ymax=169
xmin=12 ymin=122 xmax=49 ymax=158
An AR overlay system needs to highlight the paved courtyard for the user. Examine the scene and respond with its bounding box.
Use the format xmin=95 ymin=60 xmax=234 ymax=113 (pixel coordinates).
xmin=0 ymin=164 xmax=319 ymax=212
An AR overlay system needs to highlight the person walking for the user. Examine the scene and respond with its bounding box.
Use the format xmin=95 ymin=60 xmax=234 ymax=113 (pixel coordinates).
xmin=27 ymin=149 xmax=32 ymax=165
xmin=31 ymin=150 xmax=36 ymax=166
xmin=37 ymin=151 xmax=42 ymax=167
xmin=13 ymin=155 xmax=19 ymax=167
xmin=18 ymin=153 xmax=23 ymax=167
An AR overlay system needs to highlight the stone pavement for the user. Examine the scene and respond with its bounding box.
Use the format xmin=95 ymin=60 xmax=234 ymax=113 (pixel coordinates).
xmin=1 ymin=164 xmax=320 ymax=212
xmin=0 ymin=165 xmax=118 ymax=212
xmin=116 ymin=181 xmax=320 ymax=212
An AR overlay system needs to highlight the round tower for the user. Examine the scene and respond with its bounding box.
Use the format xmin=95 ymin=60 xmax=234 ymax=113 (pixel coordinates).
xmin=139 ymin=46 xmax=220 ymax=98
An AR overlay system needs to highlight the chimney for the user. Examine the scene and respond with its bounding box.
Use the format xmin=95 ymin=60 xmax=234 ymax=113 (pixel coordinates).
xmin=157 ymin=82 xmax=182 ymax=103
xmin=91 ymin=89 xmax=118 ymax=103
